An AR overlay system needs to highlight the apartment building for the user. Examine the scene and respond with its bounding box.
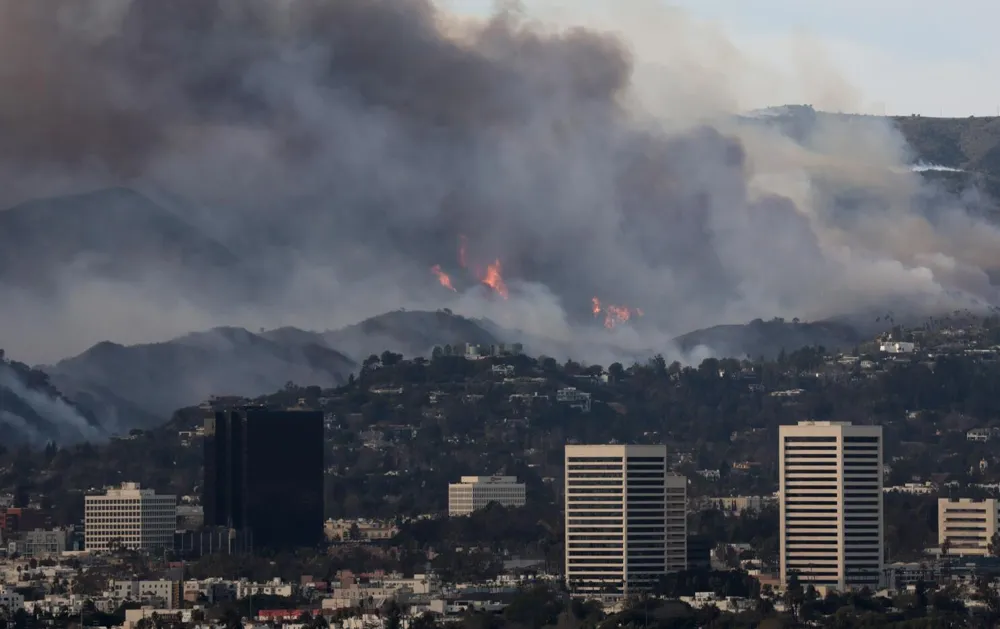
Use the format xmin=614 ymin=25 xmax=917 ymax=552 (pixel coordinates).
xmin=14 ymin=528 xmax=73 ymax=557
xmin=448 ymin=476 xmax=526 ymax=516
xmin=110 ymin=580 xmax=181 ymax=609
xmin=84 ymin=483 xmax=176 ymax=552
xmin=938 ymin=498 xmax=1000 ymax=557
xmin=564 ymin=444 xmax=686 ymax=600
xmin=779 ymin=421 xmax=883 ymax=591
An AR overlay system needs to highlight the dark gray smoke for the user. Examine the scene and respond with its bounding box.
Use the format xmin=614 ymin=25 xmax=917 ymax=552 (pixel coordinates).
xmin=0 ymin=0 xmax=998 ymax=365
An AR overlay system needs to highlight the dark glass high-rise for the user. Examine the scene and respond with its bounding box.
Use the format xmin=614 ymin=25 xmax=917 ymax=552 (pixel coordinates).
xmin=203 ymin=409 xmax=324 ymax=549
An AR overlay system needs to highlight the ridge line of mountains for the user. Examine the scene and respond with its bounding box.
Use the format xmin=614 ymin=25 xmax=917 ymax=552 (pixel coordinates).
xmin=2 ymin=107 xmax=1000 ymax=445
xmin=3 ymin=308 xmax=869 ymax=446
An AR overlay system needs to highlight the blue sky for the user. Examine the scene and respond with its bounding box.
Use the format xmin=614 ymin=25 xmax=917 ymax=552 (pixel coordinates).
xmin=438 ymin=0 xmax=1000 ymax=116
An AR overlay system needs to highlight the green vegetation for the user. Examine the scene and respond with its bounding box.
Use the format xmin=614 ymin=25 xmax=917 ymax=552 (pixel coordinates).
xmin=3 ymin=316 xmax=1000 ymax=564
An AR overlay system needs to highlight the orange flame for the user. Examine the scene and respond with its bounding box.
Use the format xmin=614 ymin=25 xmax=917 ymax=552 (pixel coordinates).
xmin=482 ymin=259 xmax=509 ymax=299
xmin=592 ymin=297 xmax=643 ymax=329
xmin=430 ymin=265 xmax=456 ymax=291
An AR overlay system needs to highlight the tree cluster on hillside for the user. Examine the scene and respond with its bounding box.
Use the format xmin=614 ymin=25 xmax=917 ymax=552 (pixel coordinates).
xmin=2 ymin=317 xmax=1000 ymax=565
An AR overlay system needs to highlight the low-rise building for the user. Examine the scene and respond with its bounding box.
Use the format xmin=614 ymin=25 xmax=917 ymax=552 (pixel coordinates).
xmin=555 ymin=387 xmax=591 ymax=412
xmin=939 ymin=498 xmax=1000 ymax=557
xmin=0 ymin=587 xmax=24 ymax=612
xmin=324 ymin=519 xmax=399 ymax=542
xmin=235 ymin=579 xmax=294 ymax=599
xmin=967 ymin=428 xmax=992 ymax=442
xmin=880 ymin=341 xmax=916 ymax=354
xmin=12 ymin=528 xmax=73 ymax=557
xmin=448 ymin=476 xmax=526 ymax=516
xmin=701 ymin=495 xmax=775 ymax=515
xmin=175 ymin=505 xmax=204 ymax=531
xmin=110 ymin=580 xmax=181 ymax=609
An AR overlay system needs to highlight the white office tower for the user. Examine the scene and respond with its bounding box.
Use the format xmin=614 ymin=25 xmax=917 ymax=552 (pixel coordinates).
xmin=779 ymin=421 xmax=883 ymax=591
xmin=564 ymin=445 xmax=685 ymax=600
xmin=85 ymin=482 xmax=177 ymax=552
xmin=448 ymin=476 xmax=526 ymax=516
xmin=938 ymin=498 xmax=1000 ymax=556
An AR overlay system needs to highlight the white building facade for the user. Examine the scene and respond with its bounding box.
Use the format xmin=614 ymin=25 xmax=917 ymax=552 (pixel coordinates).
xmin=85 ymin=482 xmax=177 ymax=552
xmin=564 ymin=444 xmax=686 ymax=600
xmin=938 ymin=498 xmax=999 ymax=557
xmin=447 ymin=476 xmax=526 ymax=516
xmin=779 ymin=421 xmax=883 ymax=591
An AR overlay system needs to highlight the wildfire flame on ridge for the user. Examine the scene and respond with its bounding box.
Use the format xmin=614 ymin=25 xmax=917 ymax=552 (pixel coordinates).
xmin=430 ymin=264 xmax=456 ymax=291
xmin=592 ymin=296 xmax=643 ymax=329
xmin=430 ymin=236 xmax=508 ymax=299
xmin=482 ymin=259 xmax=508 ymax=299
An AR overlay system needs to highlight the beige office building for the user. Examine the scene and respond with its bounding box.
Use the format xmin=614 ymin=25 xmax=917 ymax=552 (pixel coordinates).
xmin=85 ymin=483 xmax=177 ymax=552
xmin=779 ymin=421 xmax=883 ymax=591
xmin=938 ymin=498 xmax=999 ymax=557
xmin=448 ymin=476 xmax=526 ymax=516
xmin=564 ymin=444 xmax=686 ymax=599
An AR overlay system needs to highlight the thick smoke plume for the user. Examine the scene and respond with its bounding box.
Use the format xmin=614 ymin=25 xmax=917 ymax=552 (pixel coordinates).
xmin=0 ymin=0 xmax=998 ymax=365
xmin=0 ymin=362 xmax=101 ymax=444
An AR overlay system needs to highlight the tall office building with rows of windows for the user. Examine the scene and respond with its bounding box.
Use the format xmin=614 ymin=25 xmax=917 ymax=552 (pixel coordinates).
xmin=779 ymin=421 xmax=884 ymax=591
xmin=564 ymin=444 xmax=686 ymax=600
xmin=84 ymin=482 xmax=176 ymax=552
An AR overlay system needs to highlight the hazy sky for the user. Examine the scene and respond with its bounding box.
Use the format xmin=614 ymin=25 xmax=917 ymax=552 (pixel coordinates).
xmin=441 ymin=0 xmax=1000 ymax=117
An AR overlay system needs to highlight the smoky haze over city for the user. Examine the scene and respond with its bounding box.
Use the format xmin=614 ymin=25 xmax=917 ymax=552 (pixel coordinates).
xmin=0 ymin=0 xmax=998 ymax=365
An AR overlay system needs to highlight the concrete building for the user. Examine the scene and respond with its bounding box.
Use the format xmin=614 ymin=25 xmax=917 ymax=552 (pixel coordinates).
xmin=564 ymin=444 xmax=686 ymax=600
xmin=879 ymin=341 xmax=915 ymax=354
xmin=938 ymin=498 xmax=1000 ymax=557
xmin=14 ymin=528 xmax=72 ymax=557
xmin=1 ymin=508 xmax=52 ymax=534
xmin=324 ymin=518 xmax=399 ymax=541
xmin=666 ymin=473 xmax=688 ymax=572
xmin=556 ymin=388 xmax=592 ymax=413
xmin=0 ymin=587 xmax=24 ymax=612
xmin=175 ymin=505 xmax=204 ymax=531
xmin=702 ymin=495 xmax=776 ymax=515
xmin=779 ymin=421 xmax=883 ymax=591
xmin=84 ymin=483 xmax=176 ymax=552
xmin=111 ymin=580 xmax=181 ymax=609
xmin=448 ymin=476 xmax=526 ymax=516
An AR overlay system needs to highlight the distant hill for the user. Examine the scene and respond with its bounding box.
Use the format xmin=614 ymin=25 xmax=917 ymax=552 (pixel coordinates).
xmin=47 ymin=327 xmax=356 ymax=426
xmin=673 ymin=318 xmax=866 ymax=360
xmin=0 ymin=187 xmax=242 ymax=291
xmin=745 ymin=105 xmax=1000 ymax=201
xmin=320 ymin=309 xmax=500 ymax=360
xmin=45 ymin=310 xmax=498 ymax=432
xmin=0 ymin=351 xmax=103 ymax=445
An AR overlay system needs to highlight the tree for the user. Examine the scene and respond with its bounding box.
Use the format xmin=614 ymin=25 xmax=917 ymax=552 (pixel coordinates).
xmin=348 ymin=523 xmax=362 ymax=541
xmin=383 ymin=601 xmax=402 ymax=629
xmin=608 ymin=362 xmax=624 ymax=382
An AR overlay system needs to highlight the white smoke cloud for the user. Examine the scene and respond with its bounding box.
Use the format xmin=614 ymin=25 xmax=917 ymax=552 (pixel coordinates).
xmin=0 ymin=362 xmax=101 ymax=443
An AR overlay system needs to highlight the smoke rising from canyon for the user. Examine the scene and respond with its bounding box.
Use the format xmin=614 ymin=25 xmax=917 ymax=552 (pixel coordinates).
xmin=0 ymin=0 xmax=998 ymax=366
